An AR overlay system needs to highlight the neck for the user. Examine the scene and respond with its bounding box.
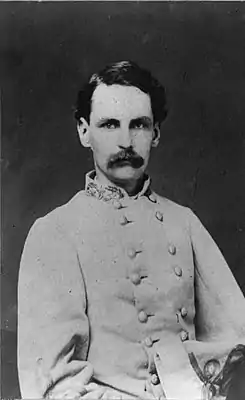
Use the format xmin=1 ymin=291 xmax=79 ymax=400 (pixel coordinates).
xmin=95 ymin=168 xmax=145 ymax=196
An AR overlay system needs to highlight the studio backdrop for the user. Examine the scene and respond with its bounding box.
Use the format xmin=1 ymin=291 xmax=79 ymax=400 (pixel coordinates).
xmin=1 ymin=2 xmax=245 ymax=398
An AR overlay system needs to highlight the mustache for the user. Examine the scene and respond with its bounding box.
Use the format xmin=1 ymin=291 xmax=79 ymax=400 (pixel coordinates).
xmin=107 ymin=148 xmax=144 ymax=169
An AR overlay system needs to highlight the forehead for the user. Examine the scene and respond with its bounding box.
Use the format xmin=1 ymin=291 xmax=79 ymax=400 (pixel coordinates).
xmin=90 ymin=83 xmax=153 ymax=120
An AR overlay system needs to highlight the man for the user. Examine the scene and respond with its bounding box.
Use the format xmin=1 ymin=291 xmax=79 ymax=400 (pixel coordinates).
xmin=18 ymin=61 xmax=245 ymax=400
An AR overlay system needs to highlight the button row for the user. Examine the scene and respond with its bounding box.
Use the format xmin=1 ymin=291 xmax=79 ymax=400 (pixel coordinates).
xmin=127 ymin=251 xmax=181 ymax=277
xmin=127 ymin=244 xmax=177 ymax=259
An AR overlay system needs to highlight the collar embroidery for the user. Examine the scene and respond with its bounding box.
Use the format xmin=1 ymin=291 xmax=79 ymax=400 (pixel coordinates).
xmin=85 ymin=170 xmax=151 ymax=202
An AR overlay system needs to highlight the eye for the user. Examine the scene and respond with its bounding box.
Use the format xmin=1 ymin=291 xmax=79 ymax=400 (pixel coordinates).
xmin=99 ymin=119 xmax=119 ymax=129
xmin=130 ymin=119 xmax=152 ymax=130
xmin=104 ymin=122 xmax=117 ymax=129
xmin=133 ymin=122 xmax=145 ymax=129
xmin=135 ymin=122 xmax=145 ymax=129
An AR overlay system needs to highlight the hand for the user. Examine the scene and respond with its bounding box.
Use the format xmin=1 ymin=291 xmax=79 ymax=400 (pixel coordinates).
xmin=47 ymin=383 xmax=106 ymax=399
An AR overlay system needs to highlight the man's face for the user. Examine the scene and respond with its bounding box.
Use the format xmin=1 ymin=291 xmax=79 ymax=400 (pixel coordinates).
xmin=78 ymin=83 xmax=160 ymax=185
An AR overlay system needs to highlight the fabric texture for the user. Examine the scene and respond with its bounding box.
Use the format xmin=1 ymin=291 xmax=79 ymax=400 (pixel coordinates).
xmin=18 ymin=171 xmax=245 ymax=400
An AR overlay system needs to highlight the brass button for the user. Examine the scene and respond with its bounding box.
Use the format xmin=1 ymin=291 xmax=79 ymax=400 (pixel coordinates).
xmin=151 ymin=373 xmax=160 ymax=385
xmin=128 ymin=248 xmax=137 ymax=259
xmin=204 ymin=359 xmax=221 ymax=380
xmin=119 ymin=215 xmax=128 ymax=225
xmin=113 ymin=200 xmax=122 ymax=209
xmin=149 ymin=193 xmax=157 ymax=203
xmin=168 ymin=244 xmax=176 ymax=255
xmin=130 ymin=273 xmax=141 ymax=285
xmin=138 ymin=310 xmax=148 ymax=323
xmin=155 ymin=211 xmax=163 ymax=222
xmin=144 ymin=337 xmax=153 ymax=347
xmin=180 ymin=330 xmax=189 ymax=341
xmin=181 ymin=307 xmax=188 ymax=318
xmin=174 ymin=266 xmax=182 ymax=277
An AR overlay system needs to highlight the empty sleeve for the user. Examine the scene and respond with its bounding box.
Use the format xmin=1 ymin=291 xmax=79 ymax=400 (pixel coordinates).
xmin=17 ymin=216 xmax=93 ymax=398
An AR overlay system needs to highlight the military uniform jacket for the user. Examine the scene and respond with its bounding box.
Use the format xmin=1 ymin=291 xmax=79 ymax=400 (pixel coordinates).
xmin=18 ymin=171 xmax=245 ymax=400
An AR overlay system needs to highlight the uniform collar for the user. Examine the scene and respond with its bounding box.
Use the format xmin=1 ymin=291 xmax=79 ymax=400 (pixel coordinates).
xmin=85 ymin=170 xmax=152 ymax=202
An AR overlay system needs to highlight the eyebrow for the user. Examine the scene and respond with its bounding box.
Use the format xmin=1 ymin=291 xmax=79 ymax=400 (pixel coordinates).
xmin=96 ymin=116 xmax=153 ymax=127
xmin=129 ymin=117 xmax=153 ymax=127
xmin=96 ymin=118 xmax=119 ymax=127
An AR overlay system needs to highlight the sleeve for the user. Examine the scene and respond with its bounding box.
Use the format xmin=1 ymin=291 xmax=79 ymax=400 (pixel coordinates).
xmin=17 ymin=216 xmax=96 ymax=399
xmin=187 ymin=209 xmax=245 ymax=342
xmin=155 ymin=208 xmax=245 ymax=400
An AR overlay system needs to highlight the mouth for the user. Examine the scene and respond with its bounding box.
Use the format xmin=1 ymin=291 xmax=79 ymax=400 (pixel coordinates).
xmin=114 ymin=159 xmax=134 ymax=166
xmin=110 ymin=157 xmax=144 ymax=169
xmin=108 ymin=149 xmax=144 ymax=170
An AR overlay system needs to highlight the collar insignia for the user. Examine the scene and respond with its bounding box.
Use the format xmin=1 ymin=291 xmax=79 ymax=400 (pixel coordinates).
xmin=85 ymin=170 xmax=151 ymax=202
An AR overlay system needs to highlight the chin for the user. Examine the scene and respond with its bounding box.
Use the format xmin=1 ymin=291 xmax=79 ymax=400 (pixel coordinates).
xmin=109 ymin=166 xmax=144 ymax=182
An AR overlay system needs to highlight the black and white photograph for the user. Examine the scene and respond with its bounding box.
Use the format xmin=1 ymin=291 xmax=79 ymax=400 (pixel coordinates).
xmin=1 ymin=2 xmax=245 ymax=399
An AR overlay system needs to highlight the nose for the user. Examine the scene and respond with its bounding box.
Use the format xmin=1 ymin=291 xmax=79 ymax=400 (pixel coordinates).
xmin=118 ymin=126 xmax=132 ymax=149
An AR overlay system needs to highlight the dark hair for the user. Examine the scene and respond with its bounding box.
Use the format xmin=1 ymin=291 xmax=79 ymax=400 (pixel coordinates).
xmin=74 ymin=61 xmax=167 ymax=124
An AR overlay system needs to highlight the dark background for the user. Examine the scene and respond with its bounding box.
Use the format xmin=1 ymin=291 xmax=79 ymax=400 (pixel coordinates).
xmin=1 ymin=2 xmax=245 ymax=398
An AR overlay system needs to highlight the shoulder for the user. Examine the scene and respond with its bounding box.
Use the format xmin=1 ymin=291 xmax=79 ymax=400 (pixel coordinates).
xmin=28 ymin=190 xmax=92 ymax=239
xmin=151 ymin=193 xmax=209 ymax=248
xmin=154 ymin=193 xmax=215 ymax=245
xmin=153 ymin=192 xmax=195 ymax=226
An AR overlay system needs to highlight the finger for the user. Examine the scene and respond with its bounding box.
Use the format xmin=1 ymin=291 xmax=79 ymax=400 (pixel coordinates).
xmin=53 ymin=360 xmax=94 ymax=385
xmin=81 ymin=388 xmax=106 ymax=399
xmin=82 ymin=383 xmax=100 ymax=392
xmin=102 ymin=389 xmax=123 ymax=400
xmin=46 ymin=366 xmax=94 ymax=398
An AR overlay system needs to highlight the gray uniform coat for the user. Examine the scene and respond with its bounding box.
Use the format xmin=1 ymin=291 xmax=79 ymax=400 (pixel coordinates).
xmin=18 ymin=171 xmax=245 ymax=399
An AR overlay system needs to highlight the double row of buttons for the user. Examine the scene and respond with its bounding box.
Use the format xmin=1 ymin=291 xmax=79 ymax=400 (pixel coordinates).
xmin=127 ymin=240 xmax=160 ymax=384
xmin=112 ymin=198 xmax=159 ymax=377
xmin=114 ymin=198 xmax=179 ymax=271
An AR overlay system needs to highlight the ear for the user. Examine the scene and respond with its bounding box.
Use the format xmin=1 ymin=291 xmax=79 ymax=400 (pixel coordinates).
xmin=77 ymin=117 xmax=91 ymax=148
xmin=151 ymin=123 xmax=160 ymax=148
